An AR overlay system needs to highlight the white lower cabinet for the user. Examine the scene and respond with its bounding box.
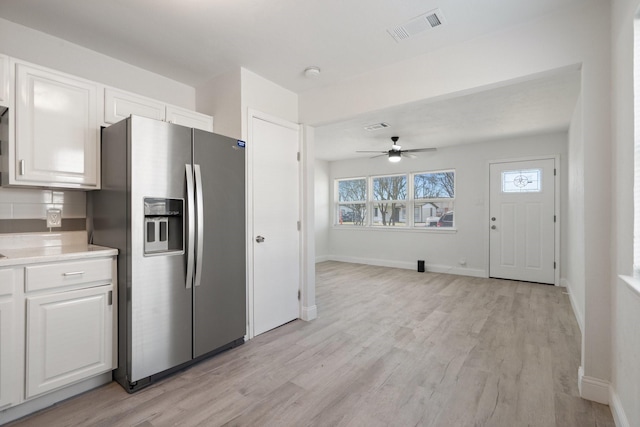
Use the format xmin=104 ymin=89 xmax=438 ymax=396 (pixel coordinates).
xmin=0 ymin=299 xmax=14 ymax=409
xmin=0 ymin=268 xmax=16 ymax=410
xmin=25 ymin=285 xmax=113 ymax=398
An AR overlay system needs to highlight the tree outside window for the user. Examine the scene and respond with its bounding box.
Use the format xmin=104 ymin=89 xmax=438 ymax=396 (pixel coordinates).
xmin=372 ymin=175 xmax=407 ymax=226
xmin=336 ymin=178 xmax=367 ymax=225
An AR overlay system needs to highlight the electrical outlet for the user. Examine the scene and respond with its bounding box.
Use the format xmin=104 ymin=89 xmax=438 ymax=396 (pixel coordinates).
xmin=46 ymin=208 xmax=62 ymax=228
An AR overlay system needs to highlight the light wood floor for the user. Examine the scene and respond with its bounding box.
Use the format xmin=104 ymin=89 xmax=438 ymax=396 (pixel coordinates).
xmin=9 ymin=261 xmax=614 ymax=427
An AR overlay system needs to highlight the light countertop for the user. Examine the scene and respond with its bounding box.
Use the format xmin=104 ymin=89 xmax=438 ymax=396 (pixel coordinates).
xmin=0 ymin=231 xmax=117 ymax=267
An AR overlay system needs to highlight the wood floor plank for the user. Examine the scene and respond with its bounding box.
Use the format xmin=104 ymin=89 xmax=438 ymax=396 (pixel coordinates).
xmin=6 ymin=261 xmax=615 ymax=427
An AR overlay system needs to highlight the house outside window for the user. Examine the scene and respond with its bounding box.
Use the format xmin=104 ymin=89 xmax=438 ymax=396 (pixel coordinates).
xmin=413 ymin=170 xmax=455 ymax=228
xmin=372 ymin=175 xmax=407 ymax=227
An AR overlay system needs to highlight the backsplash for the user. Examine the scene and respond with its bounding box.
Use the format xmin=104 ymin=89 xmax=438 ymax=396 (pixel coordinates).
xmin=0 ymin=188 xmax=86 ymax=233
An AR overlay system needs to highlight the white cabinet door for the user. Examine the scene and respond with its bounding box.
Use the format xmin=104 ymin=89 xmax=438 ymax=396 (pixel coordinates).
xmin=0 ymin=269 xmax=15 ymax=409
xmin=0 ymin=299 xmax=14 ymax=409
xmin=15 ymin=63 xmax=99 ymax=189
xmin=104 ymin=88 xmax=166 ymax=124
xmin=166 ymin=105 xmax=213 ymax=132
xmin=26 ymin=285 xmax=112 ymax=399
xmin=0 ymin=54 xmax=9 ymax=106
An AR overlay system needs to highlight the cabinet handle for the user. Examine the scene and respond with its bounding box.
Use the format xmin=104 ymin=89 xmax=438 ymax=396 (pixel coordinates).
xmin=62 ymin=271 xmax=85 ymax=277
xmin=108 ymin=290 xmax=113 ymax=306
xmin=19 ymin=160 xmax=25 ymax=175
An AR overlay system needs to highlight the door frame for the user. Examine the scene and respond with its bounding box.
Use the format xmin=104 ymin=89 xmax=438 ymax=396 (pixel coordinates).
xmin=485 ymin=155 xmax=561 ymax=286
xmin=246 ymin=109 xmax=302 ymax=339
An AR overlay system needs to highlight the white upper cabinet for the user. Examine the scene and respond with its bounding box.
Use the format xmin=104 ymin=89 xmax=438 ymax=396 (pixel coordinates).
xmin=166 ymin=105 xmax=213 ymax=132
xmin=104 ymin=87 xmax=166 ymax=124
xmin=0 ymin=54 xmax=9 ymax=107
xmin=14 ymin=63 xmax=99 ymax=189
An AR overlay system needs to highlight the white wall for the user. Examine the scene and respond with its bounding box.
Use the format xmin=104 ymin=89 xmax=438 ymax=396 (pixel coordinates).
xmin=314 ymin=159 xmax=330 ymax=262
xmin=610 ymin=0 xmax=640 ymax=425
xmin=566 ymin=94 xmax=585 ymax=333
xmin=301 ymin=0 xmax=612 ymax=402
xmin=196 ymin=69 xmax=242 ymax=139
xmin=0 ymin=18 xmax=195 ymax=108
xmin=240 ymin=68 xmax=298 ymax=140
xmin=325 ymin=132 xmax=568 ymax=276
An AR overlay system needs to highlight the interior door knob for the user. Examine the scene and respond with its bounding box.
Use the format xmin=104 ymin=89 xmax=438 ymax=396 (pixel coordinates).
xmin=491 ymin=217 xmax=496 ymax=221
xmin=255 ymin=235 xmax=265 ymax=243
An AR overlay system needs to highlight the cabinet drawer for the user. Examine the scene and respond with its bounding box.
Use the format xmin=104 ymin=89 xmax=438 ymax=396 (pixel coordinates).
xmin=25 ymin=258 xmax=112 ymax=292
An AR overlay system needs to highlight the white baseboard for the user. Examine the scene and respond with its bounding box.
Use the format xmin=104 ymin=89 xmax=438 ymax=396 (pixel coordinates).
xmin=327 ymin=255 xmax=486 ymax=278
xmin=315 ymin=255 xmax=330 ymax=263
xmin=578 ymin=366 xmax=610 ymax=404
xmin=301 ymin=305 xmax=317 ymax=321
xmin=563 ymin=278 xmax=584 ymax=334
xmin=609 ymin=386 xmax=631 ymax=427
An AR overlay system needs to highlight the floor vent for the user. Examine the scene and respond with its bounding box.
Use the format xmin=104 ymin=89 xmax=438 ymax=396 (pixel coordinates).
xmin=388 ymin=8 xmax=446 ymax=43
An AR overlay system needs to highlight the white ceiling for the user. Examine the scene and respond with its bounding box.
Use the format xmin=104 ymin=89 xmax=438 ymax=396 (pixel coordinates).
xmin=0 ymin=0 xmax=584 ymax=160
xmin=314 ymin=70 xmax=581 ymax=161
xmin=0 ymin=0 xmax=583 ymax=93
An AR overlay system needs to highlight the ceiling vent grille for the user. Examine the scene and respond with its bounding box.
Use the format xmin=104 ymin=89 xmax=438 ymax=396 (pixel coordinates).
xmin=388 ymin=8 xmax=446 ymax=43
xmin=364 ymin=122 xmax=391 ymax=131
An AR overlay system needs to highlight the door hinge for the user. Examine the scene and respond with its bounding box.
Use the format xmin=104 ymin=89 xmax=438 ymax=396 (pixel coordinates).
xmin=107 ymin=290 xmax=113 ymax=306
xmin=297 ymin=152 xmax=300 ymax=161
xmin=554 ymin=262 xmax=556 ymax=269
xmin=297 ymin=220 xmax=301 ymax=231
xmin=298 ymin=289 xmax=301 ymax=300
xmin=554 ymin=215 xmax=556 ymax=223
xmin=554 ymin=168 xmax=557 ymax=176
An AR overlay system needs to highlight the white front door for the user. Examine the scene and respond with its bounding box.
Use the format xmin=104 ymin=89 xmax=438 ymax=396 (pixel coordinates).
xmin=489 ymin=158 xmax=556 ymax=284
xmin=251 ymin=115 xmax=300 ymax=336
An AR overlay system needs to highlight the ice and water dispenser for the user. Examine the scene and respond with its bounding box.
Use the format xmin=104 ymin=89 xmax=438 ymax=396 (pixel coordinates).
xmin=144 ymin=198 xmax=184 ymax=255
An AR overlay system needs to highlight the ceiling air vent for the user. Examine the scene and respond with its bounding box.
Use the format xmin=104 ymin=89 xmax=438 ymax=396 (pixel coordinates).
xmin=387 ymin=8 xmax=446 ymax=43
xmin=364 ymin=122 xmax=391 ymax=131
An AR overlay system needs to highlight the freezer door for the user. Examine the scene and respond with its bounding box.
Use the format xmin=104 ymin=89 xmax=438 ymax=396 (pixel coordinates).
xmin=129 ymin=116 xmax=194 ymax=381
xmin=193 ymin=130 xmax=246 ymax=357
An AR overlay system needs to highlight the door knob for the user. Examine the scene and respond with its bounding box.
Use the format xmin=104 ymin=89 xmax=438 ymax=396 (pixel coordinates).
xmin=255 ymin=235 xmax=265 ymax=243
xmin=491 ymin=217 xmax=496 ymax=221
xmin=491 ymin=225 xmax=497 ymax=230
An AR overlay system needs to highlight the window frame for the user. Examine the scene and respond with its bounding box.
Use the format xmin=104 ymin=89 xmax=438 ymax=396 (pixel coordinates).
xmin=333 ymin=169 xmax=456 ymax=231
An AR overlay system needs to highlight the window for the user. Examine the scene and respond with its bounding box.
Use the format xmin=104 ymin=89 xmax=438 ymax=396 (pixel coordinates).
xmin=336 ymin=178 xmax=367 ymax=225
xmin=501 ymin=169 xmax=541 ymax=193
xmin=372 ymin=175 xmax=407 ymax=226
xmin=414 ymin=171 xmax=455 ymax=227
xmin=335 ymin=170 xmax=455 ymax=229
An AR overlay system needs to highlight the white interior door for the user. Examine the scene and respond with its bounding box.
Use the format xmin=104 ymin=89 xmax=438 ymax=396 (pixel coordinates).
xmin=251 ymin=116 xmax=300 ymax=336
xmin=489 ymin=158 xmax=556 ymax=284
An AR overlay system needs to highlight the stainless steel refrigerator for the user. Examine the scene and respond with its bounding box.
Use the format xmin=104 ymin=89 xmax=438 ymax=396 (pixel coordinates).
xmin=92 ymin=115 xmax=246 ymax=393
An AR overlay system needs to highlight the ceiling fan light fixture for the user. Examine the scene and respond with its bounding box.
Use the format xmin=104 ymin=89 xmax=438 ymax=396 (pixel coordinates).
xmin=388 ymin=150 xmax=402 ymax=162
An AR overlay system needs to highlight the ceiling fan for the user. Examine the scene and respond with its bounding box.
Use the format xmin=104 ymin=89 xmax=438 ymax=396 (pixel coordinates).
xmin=356 ymin=136 xmax=436 ymax=162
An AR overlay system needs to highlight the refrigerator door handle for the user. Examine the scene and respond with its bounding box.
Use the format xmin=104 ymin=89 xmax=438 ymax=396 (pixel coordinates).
xmin=194 ymin=164 xmax=204 ymax=287
xmin=185 ymin=164 xmax=195 ymax=289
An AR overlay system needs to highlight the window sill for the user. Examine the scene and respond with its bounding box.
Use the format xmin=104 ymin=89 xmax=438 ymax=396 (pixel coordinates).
xmin=619 ymin=275 xmax=640 ymax=298
xmin=332 ymin=226 xmax=457 ymax=234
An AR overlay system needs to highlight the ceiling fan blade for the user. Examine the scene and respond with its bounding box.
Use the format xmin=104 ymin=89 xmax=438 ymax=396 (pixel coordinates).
xmin=402 ymin=152 xmax=417 ymax=159
xmin=402 ymin=147 xmax=437 ymax=153
xmin=356 ymin=150 xmax=387 ymax=153
xmin=370 ymin=153 xmax=387 ymax=159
